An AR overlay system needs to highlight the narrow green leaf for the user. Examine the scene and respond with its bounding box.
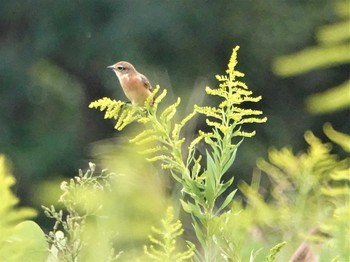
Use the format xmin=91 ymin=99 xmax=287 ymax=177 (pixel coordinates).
xmin=205 ymin=151 xmax=218 ymax=204
xmin=191 ymin=155 xmax=202 ymax=179
xmin=182 ymin=178 xmax=204 ymax=199
xmin=180 ymin=200 xmax=203 ymax=220
xmin=217 ymin=177 xmax=234 ymax=197
xmin=222 ymin=142 xmax=241 ymax=174
xmin=216 ymin=189 xmax=237 ymax=214
xmin=192 ymin=216 xmax=206 ymax=248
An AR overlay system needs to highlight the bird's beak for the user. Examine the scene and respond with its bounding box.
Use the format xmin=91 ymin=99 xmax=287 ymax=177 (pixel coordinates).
xmin=107 ymin=65 xmax=114 ymax=69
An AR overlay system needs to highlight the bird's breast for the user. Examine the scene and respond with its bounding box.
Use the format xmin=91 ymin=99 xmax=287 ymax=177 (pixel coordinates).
xmin=122 ymin=75 xmax=144 ymax=90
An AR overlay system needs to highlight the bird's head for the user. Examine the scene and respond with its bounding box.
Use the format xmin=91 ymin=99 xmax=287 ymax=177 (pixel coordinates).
xmin=107 ymin=61 xmax=136 ymax=78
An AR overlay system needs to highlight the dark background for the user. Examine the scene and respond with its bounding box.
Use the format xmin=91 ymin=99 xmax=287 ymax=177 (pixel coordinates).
xmin=0 ymin=1 xmax=348 ymax=205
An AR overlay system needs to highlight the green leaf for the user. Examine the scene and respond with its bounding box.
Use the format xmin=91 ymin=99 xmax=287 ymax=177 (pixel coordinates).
xmin=180 ymin=200 xmax=203 ymax=220
xmin=217 ymin=177 xmax=234 ymax=197
xmin=182 ymin=177 xmax=204 ymax=199
xmin=216 ymin=189 xmax=237 ymax=214
xmin=8 ymin=221 xmax=49 ymax=262
xmin=205 ymin=136 xmax=221 ymax=161
xmin=205 ymin=151 xmax=218 ymax=205
xmin=192 ymin=216 xmax=206 ymax=249
xmin=191 ymin=155 xmax=202 ymax=179
xmin=222 ymin=139 xmax=243 ymax=174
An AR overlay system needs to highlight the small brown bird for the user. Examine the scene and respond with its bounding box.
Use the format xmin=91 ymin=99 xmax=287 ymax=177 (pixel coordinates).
xmin=107 ymin=61 xmax=153 ymax=106
xmin=289 ymin=228 xmax=331 ymax=262
xmin=289 ymin=240 xmax=318 ymax=262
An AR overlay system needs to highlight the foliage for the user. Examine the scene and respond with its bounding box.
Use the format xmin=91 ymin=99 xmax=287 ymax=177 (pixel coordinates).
xmin=1 ymin=35 xmax=348 ymax=260
xmin=273 ymin=0 xmax=350 ymax=114
xmin=0 ymin=0 xmax=339 ymax=198
xmin=238 ymin=128 xmax=350 ymax=260
xmin=264 ymin=241 xmax=287 ymax=262
xmin=0 ymin=154 xmax=36 ymax=228
xmin=269 ymin=3 xmax=350 ymax=258
xmin=0 ymin=154 xmax=47 ymax=261
xmin=90 ymin=46 xmax=267 ymax=261
xmin=7 ymin=221 xmax=48 ymax=262
xmin=37 ymin=123 xmax=347 ymax=261
xmin=43 ymin=162 xmax=121 ymax=262
xmin=0 ymin=1 xmax=347 ymax=259
xmin=144 ymin=206 xmax=195 ymax=262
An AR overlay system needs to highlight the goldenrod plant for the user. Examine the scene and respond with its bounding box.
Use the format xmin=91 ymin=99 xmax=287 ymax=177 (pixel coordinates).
xmin=268 ymin=2 xmax=350 ymax=259
xmin=90 ymin=46 xmax=267 ymax=261
xmin=238 ymin=130 xmax=349 ymax=260
xmin=143 ymin=206 xmax=195 ymax=262
xmin=5 ymin=43 xmax=347 ymax=261
xmin=269 ymin=2 xmax=349 ymax=258
xmin=5 ymin=43 xmax=348 ymax=261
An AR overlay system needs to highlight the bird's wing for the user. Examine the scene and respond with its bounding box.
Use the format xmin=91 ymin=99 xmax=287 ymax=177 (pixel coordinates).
xmin=140 ymin=74 xmax=153 ymax=91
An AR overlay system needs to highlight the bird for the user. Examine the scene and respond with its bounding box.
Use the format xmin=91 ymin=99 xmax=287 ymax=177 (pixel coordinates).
xmin=107 ymin=61 xmax=153 ymax=106
xmin=289 ymin=228 xmax=331 ymax=262
xmin=289 ymin=240 xmax=318 ymax=262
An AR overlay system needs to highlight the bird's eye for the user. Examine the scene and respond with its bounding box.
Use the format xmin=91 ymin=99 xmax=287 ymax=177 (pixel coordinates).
xmin=117 ymin=66 xmax=125 ymax=71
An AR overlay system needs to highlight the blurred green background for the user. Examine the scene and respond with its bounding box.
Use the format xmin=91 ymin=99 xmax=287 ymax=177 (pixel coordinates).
xmin=0 ymin=0 xmax=348 ymax=205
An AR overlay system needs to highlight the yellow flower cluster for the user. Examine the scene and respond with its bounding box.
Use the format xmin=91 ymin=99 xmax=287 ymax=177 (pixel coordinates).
xmin=193 ymin=46 xmax=267 ymax=146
